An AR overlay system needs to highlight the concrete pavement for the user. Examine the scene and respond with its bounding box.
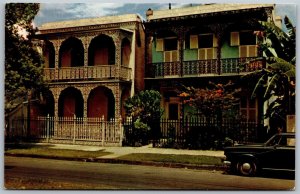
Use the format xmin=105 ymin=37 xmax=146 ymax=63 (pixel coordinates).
xmin=32 ymin=142 xmax=225 ymax=159
xmin=5 ymin=142 xmax=227 ymax=171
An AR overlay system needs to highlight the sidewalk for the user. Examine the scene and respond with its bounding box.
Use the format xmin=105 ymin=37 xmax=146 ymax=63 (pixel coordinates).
xmin=32 ymin=142 xmax=225 ymax=159
xmin=5 ymin=142 xmax=226 ymax=171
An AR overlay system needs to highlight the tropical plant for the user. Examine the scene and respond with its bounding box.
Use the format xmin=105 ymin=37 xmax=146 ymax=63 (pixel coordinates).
xmin=5 ymin=3 xmax=45 ymax=112
xmin=124 ymin=90 xmax=163 ymax=145
xmin=243 ymin=16 xmax=296 ymax=131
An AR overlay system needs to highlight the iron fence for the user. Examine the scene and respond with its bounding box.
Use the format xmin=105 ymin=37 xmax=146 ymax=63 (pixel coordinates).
xmin=122 ymin=116 xmax=261 ymax=150
xmin=6 ymin=116 xmax=123 ymax=146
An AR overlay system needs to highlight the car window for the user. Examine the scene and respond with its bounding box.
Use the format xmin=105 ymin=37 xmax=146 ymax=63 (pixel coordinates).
xmin=286 ymin=137 xmax=295 ymax=147
xmin=266 ymin=135 xmax=295 ymax=147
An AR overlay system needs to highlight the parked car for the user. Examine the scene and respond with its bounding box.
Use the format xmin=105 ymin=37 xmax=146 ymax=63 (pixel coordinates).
xmin=223 ymin=132 xmax=295 ymax=176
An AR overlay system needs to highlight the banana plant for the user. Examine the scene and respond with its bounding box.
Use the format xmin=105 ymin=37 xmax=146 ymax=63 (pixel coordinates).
xmin=243 ymin=16 xmax=295 ymax=128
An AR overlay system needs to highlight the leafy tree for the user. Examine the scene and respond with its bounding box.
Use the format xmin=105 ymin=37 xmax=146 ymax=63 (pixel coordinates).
xmin=243 ymin=16 xmax=296 ymax=131
xmin=5 ymin=3 xmax=44 ymax=112
xmin=124 ymin=90 xmax=163 ymax=145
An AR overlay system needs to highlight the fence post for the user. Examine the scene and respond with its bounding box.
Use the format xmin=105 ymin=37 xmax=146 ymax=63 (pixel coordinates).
xmin=73 ymin=114 xmax=76 ymax=144
xmin=46 ymin=114 xmax=50 ymax=143
xmin=101 ymin=115 xmax=105 ymax=147
xmin=119 ymin=116 xmax=123 ymax=146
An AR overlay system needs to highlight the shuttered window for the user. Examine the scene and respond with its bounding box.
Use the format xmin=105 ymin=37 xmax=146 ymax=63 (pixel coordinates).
xmin=156 ymin=39 xmax=164 ymax=51
xmin=198 ymin=48 xmax=217 ymax=60
xmin=190 ymin=35 xmax=198 ymax=49
xmin=164 ymin=51 xmax=178 ymax=62
xmin=239 ymin=45 xmax=257 ymax=57
xmin=230 ymin=32 xmax=240 ymax=46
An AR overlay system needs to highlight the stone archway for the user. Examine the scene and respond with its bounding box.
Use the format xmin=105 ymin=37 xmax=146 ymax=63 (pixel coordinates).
xmin=58 ymin=87 xmax=84 ymax=117
xmin=59 ymin=37 xmax=84 ymax=67
xmin=43 ymin=40 xmax=55 ymax=68
xmin=41 ymin=90 xmax=55 ymax=116
xmin=88 ymin=34 xmax=116 ymax=66
xmin=87 ymin=86 xmax=115 ymax=120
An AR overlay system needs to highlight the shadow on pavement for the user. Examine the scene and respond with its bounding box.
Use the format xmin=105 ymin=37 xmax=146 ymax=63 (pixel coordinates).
xmin=224 ymin=169 xmax=295 ymax=180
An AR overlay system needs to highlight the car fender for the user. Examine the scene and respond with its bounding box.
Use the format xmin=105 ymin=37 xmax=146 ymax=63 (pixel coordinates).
xmin=237 ymin=154 xmax=259 ymax=164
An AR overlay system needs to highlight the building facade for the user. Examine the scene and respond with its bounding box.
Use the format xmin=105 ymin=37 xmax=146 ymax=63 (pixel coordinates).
xmin=35 ymin=14 xmax=145 ymax=120
xmin=144 ymin=4 xmax=276 ymax=123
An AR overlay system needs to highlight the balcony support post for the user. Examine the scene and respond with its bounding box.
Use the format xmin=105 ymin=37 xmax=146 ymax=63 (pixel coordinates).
xmin=209 ymin=24 xmax=228 ymax=75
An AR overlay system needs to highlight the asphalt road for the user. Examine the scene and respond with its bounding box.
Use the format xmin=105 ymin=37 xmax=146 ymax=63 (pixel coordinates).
xmin=4 ymin=156 xmax=295 ymax=190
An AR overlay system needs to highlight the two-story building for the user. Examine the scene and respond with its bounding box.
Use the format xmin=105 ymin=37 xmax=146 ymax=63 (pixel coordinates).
xmin=144 ymin=4 xmax=275 ymax=124
xmin=35 ymin=14 xmax=145 ymax=121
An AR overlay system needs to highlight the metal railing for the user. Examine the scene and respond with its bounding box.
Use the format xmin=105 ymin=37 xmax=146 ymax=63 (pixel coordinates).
xmin=44 ymin=65 xmax=132 ymax=81
xmin=147 ymin=57 xmax=264 ymax=78
xmin=6 ymin=116 xmax=124 ymax=146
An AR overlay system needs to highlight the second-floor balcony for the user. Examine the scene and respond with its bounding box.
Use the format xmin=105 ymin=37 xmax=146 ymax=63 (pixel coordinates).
xmin=44 ymin=65 xmax=132 ymax=82
xmin=146 ymin=57 xmax=265 ymax=78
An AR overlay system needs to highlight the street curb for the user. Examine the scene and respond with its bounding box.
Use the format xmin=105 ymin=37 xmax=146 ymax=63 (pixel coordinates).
xmin=5 ymin=153 xmax=227 ymax=171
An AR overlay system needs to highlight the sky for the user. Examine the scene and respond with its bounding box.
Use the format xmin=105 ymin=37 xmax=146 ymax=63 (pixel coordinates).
xmin=33 ymin=3 xmax=297 ymax=28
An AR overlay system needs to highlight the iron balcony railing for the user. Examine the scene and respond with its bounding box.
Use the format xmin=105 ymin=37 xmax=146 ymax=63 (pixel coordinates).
xmin=147 ymin=57 xmax=265 ymax=78
xmin=44 ymin=65 xmax=132 ymax=81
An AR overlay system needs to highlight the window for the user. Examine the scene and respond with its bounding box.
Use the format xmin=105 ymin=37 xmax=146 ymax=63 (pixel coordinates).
xmin=240 ymin=31 xmax=256 ymax=45
xmin=190 ymin=34 xmax=217 ymax=60
xmin=230 ymin=31 xmax=257 ymax=46
xmin=164 ymin=38 xmax=178 ymax=51
xmin=156 ymin=37 xmax=178 ymax=51
xmin=169 ymin=103 xmax=179 ymax=120
xmin=240 ymin=97 xmax=257 ymax=122
xmin=199 ymin=34 xmax=214 ymax=48
xmin=156 ymin=37 xmax=179 ymax=62
xmin=190 ymin=33 xmax=217 ymax=49
xmin=230 ymin=31 xmax=258 ymax=57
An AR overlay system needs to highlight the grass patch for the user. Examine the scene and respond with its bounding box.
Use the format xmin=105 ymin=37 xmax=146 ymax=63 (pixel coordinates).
xmin=117 ymin=153 xmax=223 ymax=166
xmin=5 ymin=147 xmax=111 ymax=159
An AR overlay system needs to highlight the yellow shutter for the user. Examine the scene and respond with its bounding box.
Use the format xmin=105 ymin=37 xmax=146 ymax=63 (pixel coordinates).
xmin=248 ymin=45 xmax=257 ymax=57
xmin=230 ymin=32 xmax=239 ymax=46
xmin=190 ymin=35 xmax=198 ymax=49
xmin=164 ymin=51 xmax=171 ymax=62
xmin=172 ymin=51 xmax=178 ymax=61
xmin=198 ymin=49 xmax=206 ymax=60
xmin=206 ymin=48 xmax=214 ymax=59
xmin=213 ymin=34 xmax=218 ymax=47
xmin=239 ymin=45 xmax=248 ymax=57
xmin=213 ymin=48 xmax=217 ymax=59
xmin=156 ymin=39 xmax=164 ymax=51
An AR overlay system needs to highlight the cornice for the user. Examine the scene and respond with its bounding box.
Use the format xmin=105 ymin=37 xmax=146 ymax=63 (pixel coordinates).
xmin=38 ymin=21 xmax=139 ymax=36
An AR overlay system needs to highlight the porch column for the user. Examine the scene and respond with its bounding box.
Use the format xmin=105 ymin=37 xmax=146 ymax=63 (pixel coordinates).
xmin=209 ymin=24 xmax=228 ymax=75
xmin=79 ymin=36 xmax=93 ymax=67
xmin=81 ymin=86 xmax=90 ymax=118
xmin=110 ymin=83 xmax=121 ymax=118
xmin=50 ymin=87 xmax=62 ymax=118
xmin=112 ymin=32 xmax=121 ymax=78
xmin=50 ymin=39 xmax=62 ymax=80
xmin=177 ymin=28 xmax=185 ymax=77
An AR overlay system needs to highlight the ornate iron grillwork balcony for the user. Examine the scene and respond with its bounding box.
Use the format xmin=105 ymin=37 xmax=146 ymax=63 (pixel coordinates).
xmin=44 ymin=65 xmax=132 ymax=81
xmin=146 ymin=57 xmax=264 ymax=78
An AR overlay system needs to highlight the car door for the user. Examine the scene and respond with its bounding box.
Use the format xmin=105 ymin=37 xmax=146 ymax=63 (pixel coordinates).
xmin=259 ymin=135 xmax=295 ymax=170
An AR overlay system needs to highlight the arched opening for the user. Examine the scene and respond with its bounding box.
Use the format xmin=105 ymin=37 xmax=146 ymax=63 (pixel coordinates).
xmin=87 ymin=86 xmax=115 ymax=120
xmin=41 ymin=90 xmax=55 ymax=116
xmin=121 ymin=38 xmax=131 ymax=67
xmin=88 ymin=35 xmax=115 ymax=66
xmin=43 ymin=41 xmax=55 ymax=68
xmin=58 ymin=87 xmax=83 ymax=117
xmin=59 ymin=37 xmax=84 ymax=67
